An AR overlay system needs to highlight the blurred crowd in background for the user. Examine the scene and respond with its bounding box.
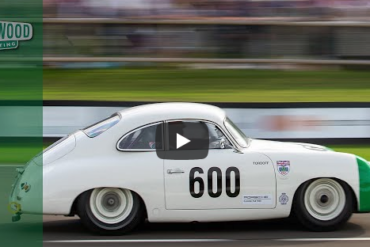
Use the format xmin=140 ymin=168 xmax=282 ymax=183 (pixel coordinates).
xmin=43 ymin=0 xmax=370 ymax=20
xmin=2 ymin=0 xmax=367 ymax=67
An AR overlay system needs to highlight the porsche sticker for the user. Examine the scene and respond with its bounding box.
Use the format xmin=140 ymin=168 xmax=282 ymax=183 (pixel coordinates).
xmin=277 ymin=160 xmax=290 ymax=176
xmin=243 ymin=194 xmax=273 ymax=205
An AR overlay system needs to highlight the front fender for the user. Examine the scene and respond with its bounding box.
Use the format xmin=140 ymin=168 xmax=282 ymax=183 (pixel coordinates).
xmin=264 ymin=151 xmax=360 ymax=214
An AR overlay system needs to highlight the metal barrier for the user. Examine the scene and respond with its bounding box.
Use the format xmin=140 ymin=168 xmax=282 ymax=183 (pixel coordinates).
xmin=4 ymin=102 xmax=370 ymax=141
xmin=42 ymin=18 xmax=370 ymax=27
xmin=2 ymin=18 xmax=368 ymax=27
xmin=42 ymin=57 xmax=370 ymax=65
xmin=2 ymin=57 xmax=370 ymax=65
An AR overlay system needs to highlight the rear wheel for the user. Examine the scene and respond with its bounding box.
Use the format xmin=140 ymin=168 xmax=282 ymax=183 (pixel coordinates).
xmin=293 ymin=178 xmax=353 ymax=231
xmin=77 ymin=188 xmax=143 ymax=235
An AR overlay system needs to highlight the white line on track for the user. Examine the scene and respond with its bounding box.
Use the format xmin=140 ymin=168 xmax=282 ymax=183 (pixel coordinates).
xmin=44 ymin=238 xmax=370 ymax=244
xmin=277 ymin=238 xmax=370 ymax=242
xmin=44 ymin=239 xmax=235 ymax=243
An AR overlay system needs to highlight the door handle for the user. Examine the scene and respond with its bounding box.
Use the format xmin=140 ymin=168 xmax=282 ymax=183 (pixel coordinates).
xmin=167 ymin=169 xmax=185 ymax=174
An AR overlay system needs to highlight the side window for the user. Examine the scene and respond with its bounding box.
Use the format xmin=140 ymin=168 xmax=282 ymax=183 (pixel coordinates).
xmin=167 ymin=121 xmax=232 ymax=150
xmin=118 ymin=123 xmax=163 ymax=150
xmin=206 ymin=122 xmax=232 ymax=149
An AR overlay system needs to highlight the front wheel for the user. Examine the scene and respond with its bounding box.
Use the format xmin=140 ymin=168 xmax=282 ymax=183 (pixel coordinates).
xmin=293 ymin=178 xmax=353 ymax=231
xmin=77 ymin=188 xmax=144 ymax=235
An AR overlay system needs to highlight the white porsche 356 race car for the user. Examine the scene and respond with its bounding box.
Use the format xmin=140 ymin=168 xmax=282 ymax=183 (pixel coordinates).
xmin=9 ymin=103 xmax=370 ymax=234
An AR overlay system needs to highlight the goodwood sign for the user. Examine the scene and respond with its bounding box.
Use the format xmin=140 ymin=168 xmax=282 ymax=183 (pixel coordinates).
xmin=0 ymin=21 xmax=33 ymax=50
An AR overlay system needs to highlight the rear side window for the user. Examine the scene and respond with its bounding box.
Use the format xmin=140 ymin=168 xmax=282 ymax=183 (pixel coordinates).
xmin=118 ymin=122 xmax=163 ymax=151
xmin=84 ymin=114 xmax=120 ymax=138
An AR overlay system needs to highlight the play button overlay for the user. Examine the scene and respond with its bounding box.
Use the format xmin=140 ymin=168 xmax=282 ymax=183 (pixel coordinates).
xmin=156 ymin=121 xmax=209 ymax=160
xmin=177 ymin=134 xmax=190 ymax=149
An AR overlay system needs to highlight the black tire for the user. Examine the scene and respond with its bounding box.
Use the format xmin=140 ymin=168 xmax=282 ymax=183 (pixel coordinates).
xmin=293 ymin=178 xmax=353 ymax=232
xmin=77 ymin=188 xmax=144 ymax=235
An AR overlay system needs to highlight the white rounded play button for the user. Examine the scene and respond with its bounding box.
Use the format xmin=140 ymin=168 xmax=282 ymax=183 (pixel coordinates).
xmin=156 ymin=122 xmax=209 ymax=160
xmin=176 ymin=133 xmax=191 ymax=149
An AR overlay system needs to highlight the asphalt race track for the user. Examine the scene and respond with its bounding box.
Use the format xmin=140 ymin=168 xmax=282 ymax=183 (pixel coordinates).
xmin=2 ymin=166 xmax=370 ymax=247
xmin=42 ymin=214 xmax=370 ymax=247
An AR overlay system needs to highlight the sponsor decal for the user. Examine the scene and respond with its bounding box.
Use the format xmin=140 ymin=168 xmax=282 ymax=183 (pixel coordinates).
xmin=277 ymin=160 xmax=290 ymax=176
xmin=279 ymin=193 xmax=289 ymax=205
xmin=253 ymin=161 xmax=269 ymax=165
xmin=21 ymin=182 xmax=31 ymax=192
xmin=243 ymin=194 xmax=273 ymax=205
xmin=0 ymin=21 xmax=33 ymax=51
xmin=253 ymin=161 xmax=269 ymax=166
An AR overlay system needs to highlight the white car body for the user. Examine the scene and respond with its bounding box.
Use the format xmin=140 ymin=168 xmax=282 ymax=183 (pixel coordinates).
xmin=9 ymin=103 xmax=370 ymax=225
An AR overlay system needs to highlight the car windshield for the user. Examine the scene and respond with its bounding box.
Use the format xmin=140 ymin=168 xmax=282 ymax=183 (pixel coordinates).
xmin=224 ymin=117 xmax=249 ymax=148
xmin=83 ymin=114 xmax=121 ymax=138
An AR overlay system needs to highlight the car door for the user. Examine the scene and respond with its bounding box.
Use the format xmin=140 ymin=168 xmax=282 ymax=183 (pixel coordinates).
xmin=164 ymin=120 xmax=277 ymax=210
xmin=116 ymin=122 xmax=165 ymax=208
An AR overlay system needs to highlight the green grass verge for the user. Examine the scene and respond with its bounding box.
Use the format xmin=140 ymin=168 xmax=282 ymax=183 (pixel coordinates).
xmin=41 ymin=69 xmax=370 ymax=102
xmin=330 ymin=145 xmax=370 ymax=161
xmin=0 ymin=144 xmax=368 ymax=165
xmin=0 ymin=145 xmax=43 ymax=164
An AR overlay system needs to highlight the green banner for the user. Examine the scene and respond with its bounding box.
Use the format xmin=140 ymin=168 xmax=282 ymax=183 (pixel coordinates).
xmin=0 ymin=0 xmax=43 ymax=246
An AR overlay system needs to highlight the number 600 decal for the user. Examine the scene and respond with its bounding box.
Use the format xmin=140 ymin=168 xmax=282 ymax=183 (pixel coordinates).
xmin=189 ymin=167 xmax=240 ymax=198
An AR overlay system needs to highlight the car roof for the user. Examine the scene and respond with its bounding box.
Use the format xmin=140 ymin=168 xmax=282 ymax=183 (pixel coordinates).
xmin=117 ymin=102 xmax=226 ymax=125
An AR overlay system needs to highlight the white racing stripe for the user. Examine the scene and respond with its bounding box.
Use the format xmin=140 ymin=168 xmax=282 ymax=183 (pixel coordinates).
xmin=44 ymin=237 xmax=370 ymax=244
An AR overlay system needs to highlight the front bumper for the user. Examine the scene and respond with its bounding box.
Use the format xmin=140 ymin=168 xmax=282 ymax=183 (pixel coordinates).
xmin=8 ymin=162 xmax=43 ymax=218
xmin=357 ymin=157 xmax=370 ymax=212
xmin=12 ymin=214 xmax=21 ymax=222
xmin=8 ymin=167 xmax=24 ymax=220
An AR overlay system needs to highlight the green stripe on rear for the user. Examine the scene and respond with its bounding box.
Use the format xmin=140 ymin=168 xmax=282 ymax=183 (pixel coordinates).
xmin=357 ymin=156 xmax=370 ymax=212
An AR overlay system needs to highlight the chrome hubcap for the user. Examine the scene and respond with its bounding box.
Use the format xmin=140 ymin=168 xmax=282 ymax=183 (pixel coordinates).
xmin=90 ymin=188 xmax=133 ymax=224
xmin=304 ymin=179 xmax=346 ymax=221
